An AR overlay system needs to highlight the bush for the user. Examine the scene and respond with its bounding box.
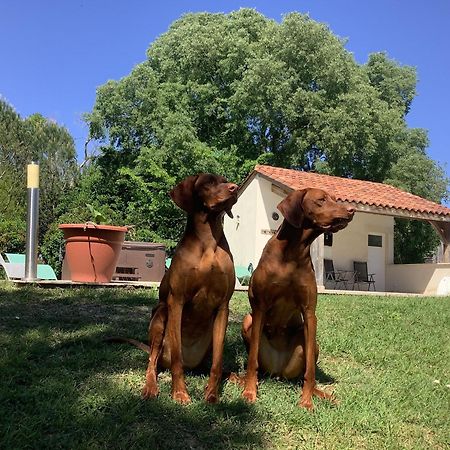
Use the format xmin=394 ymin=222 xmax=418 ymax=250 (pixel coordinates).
xmin=0 ymin=218 xmax=26 ymax=254
xmin=40 ymin=223 xmax=65 ymax=278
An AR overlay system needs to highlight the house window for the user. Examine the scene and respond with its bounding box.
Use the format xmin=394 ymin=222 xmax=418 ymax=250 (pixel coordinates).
xmin=324 ymin=232 xmax=333 ymax=247
xmin=368 ymin=234 xmax=382 ymax=247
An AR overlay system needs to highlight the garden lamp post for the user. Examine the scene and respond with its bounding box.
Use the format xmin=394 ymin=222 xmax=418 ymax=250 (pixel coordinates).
xmin=24 ymin=161 xmax=39 ymax=280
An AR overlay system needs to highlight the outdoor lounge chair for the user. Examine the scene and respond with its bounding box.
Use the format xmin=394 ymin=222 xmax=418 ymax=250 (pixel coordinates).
xmin=323 ymin=259 xmax=352 ymax=289
xmin=235 ymin=263 xmax=254 ymax=286
xmin=353 ymin=261 xmax=376 ymax=291
xmin=0 ymin=253 xmax=57 ymax=280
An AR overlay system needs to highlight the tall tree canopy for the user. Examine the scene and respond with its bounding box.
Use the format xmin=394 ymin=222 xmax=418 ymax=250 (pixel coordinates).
xmin=84 ymin=9 xmax=448 ymax=259
xmin=0 ymin=99 xmax=78 ymax=254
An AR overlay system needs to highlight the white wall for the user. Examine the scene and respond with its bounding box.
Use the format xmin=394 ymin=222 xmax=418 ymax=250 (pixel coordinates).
xmin=254 ymin=176 xmax=285 ymax=263
xmin=224 ymin=175 xmax=284 ymax=268
xmin=386 ymin=263 xmax=450 ymax=295
xmin=224 ymin=176 xmax=258 ymax=267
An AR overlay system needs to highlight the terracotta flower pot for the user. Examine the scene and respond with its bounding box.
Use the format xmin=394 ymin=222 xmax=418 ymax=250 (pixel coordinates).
xmin=59 ymin=223 xmax=128 ymax=282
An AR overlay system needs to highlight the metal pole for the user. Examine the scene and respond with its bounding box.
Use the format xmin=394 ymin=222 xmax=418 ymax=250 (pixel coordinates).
xmin=24 ymin=161 xmax=39 ymax=280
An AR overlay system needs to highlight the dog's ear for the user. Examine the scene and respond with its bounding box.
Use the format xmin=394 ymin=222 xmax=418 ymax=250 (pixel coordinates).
xmin=277 ymin=189 xmax=307 ymax=228
xmin=170 ymin=175 xmax=199 ymax=212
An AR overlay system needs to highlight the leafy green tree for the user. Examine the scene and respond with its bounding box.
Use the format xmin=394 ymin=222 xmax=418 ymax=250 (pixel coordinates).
xmin=0 ymin=99 xmax=78 ymax=257
xmin=385 ymin=130 xmax=449 ymax=263
xmin=85 ymin=9 xmax=448 ymax=260
xmin=24 ymin=114 xmax=79 ymax=236
xmin=0 ymin=101 xmax=27 ymax=221
xmin=365 ymin=52 xmax=417 ymax=115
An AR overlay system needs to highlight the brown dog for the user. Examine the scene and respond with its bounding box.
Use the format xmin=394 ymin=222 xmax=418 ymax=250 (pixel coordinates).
xmin=110 ymin=174 xmax=238 ymax=404
xmin=241 ymin=188 xmax=354 ymax=409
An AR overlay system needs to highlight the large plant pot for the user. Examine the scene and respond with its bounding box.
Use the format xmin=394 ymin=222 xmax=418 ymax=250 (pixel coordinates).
xmin=59 ymin=223 xmax=127 ymax=282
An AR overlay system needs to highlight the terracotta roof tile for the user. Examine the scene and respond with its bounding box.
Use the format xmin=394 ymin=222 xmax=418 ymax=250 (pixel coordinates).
xmin=254 ymin=165 xmax=450 ymax=217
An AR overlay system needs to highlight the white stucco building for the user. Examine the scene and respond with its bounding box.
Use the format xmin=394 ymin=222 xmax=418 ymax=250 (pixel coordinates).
xmin=224 ymin=165 xmax=450 ymax=295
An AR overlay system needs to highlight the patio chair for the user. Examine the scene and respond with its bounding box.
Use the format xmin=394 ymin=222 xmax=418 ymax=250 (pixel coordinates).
xmin=235 ymin=263 xmax=253 ymax=286
xmin=0 ymin=253 xmax=57 ymax=280
xmin=353 ymin=261 xmax=376 ymax=291
xmin=323 ymin=259 xmax=351 ymax=289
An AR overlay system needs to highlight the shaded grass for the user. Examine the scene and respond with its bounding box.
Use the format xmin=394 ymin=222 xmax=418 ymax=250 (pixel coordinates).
xmin=0 ymin=281 xmax=449 ymax=449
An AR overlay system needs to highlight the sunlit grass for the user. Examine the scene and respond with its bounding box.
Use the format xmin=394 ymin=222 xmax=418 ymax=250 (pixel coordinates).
xmin=0 ymin=281 xmax=448 ymax=449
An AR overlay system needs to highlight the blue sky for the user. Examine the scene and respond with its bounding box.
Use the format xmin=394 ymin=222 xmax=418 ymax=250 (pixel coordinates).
xmin=1 ymin=0 xmax=449 ymax=184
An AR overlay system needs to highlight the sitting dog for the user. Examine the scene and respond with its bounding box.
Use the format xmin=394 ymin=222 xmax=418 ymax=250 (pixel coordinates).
xmin=241 ymin=188 xmax=354 ymax=409
xmin=109 ymin=174 xmax=238 ymax=404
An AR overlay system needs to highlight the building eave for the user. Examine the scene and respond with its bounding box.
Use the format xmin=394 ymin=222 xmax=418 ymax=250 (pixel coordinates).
xmin=249 ymin=172 xmax=450 ymax=223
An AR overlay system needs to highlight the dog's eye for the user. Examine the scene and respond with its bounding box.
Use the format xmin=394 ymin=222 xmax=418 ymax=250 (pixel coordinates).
xmin=315 ymin=198 xmax=325 ymax=206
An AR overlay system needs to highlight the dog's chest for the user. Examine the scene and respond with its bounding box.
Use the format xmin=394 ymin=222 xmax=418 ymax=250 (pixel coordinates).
xmin=188 ymin=249 xmax=234 ymax=301
xmin=198 ymin=247 xmax=232 ymax=275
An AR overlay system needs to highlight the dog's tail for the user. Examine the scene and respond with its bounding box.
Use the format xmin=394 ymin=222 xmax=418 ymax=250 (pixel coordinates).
xmin=104 ymin=336 xmax=150 ymax=354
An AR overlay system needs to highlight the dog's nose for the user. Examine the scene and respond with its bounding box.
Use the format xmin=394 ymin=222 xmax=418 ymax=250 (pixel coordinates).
xmin=346 ymin=206 xmax=355 ymax=215
xmin=228 ymin=183 xmax=238 ymax=193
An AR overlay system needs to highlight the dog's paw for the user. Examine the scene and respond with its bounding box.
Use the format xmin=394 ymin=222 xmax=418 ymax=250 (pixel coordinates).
xmin=205 ymin=392 xmax=219 ymax=404
xmin=227 ymin=372 xmax=245 ymax=386
xmin=313 ymin=387 xmax=337 ymax=404
xmin=204 ymin=386 xmax=219 ymax=404
xmin=242 ymin=389 xmax=257 ymax=403
xmin=172 ymin=390 xmax=191 ymax=404
xmin=298 ymin=397 xmax=314 ymax=411
xmin=141 ymin=383 xmax=159 ymax=399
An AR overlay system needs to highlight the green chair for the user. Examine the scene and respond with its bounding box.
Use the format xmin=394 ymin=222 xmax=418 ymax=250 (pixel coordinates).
xmin=5 ymin=253 xmax=25 ymax=263
xmin=3 ymin=253 xmax=57 ymax=280
xmin=235 ymin=264 xmax=253 ymax=286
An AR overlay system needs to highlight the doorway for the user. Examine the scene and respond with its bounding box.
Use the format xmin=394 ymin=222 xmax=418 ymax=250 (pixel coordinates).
xmin=368 ymin=233 xmax=385 ymax=291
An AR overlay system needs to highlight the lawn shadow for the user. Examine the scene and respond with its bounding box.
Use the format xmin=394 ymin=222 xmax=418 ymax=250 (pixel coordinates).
xmin=254 ymin=365 xmax=336 ymax=390
xmin=0 ymin=285 xmax=265 ymax=449
xmin=76 ymin=388 xmax=264 ymax=449
xmin=315 ymin=365 xmax=336 ymax=384
xmin=222 ymin=313 xmax=337 ymax=387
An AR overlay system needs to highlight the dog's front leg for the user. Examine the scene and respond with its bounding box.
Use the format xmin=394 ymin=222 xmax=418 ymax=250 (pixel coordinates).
xmin=167 ymin=294 xmax=190 ymax=404
xmin=299 ymin=302 xmax=317 ymax=410
xmin=142 ymin=304 xmax=167 ymax=399
xmin=205 ymin=305 xmax=229 ymax=403
xmin=242 ymin=306 xmax=265 ymax=403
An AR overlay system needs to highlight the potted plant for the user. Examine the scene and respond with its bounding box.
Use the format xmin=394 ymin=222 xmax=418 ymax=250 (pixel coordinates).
xmin=59 ymin=204 xmax=128 ymax=283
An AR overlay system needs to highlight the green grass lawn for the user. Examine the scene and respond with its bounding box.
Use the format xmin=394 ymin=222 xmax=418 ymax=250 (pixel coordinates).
xmin=0 ymin=281 xmax=449 ymax=449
